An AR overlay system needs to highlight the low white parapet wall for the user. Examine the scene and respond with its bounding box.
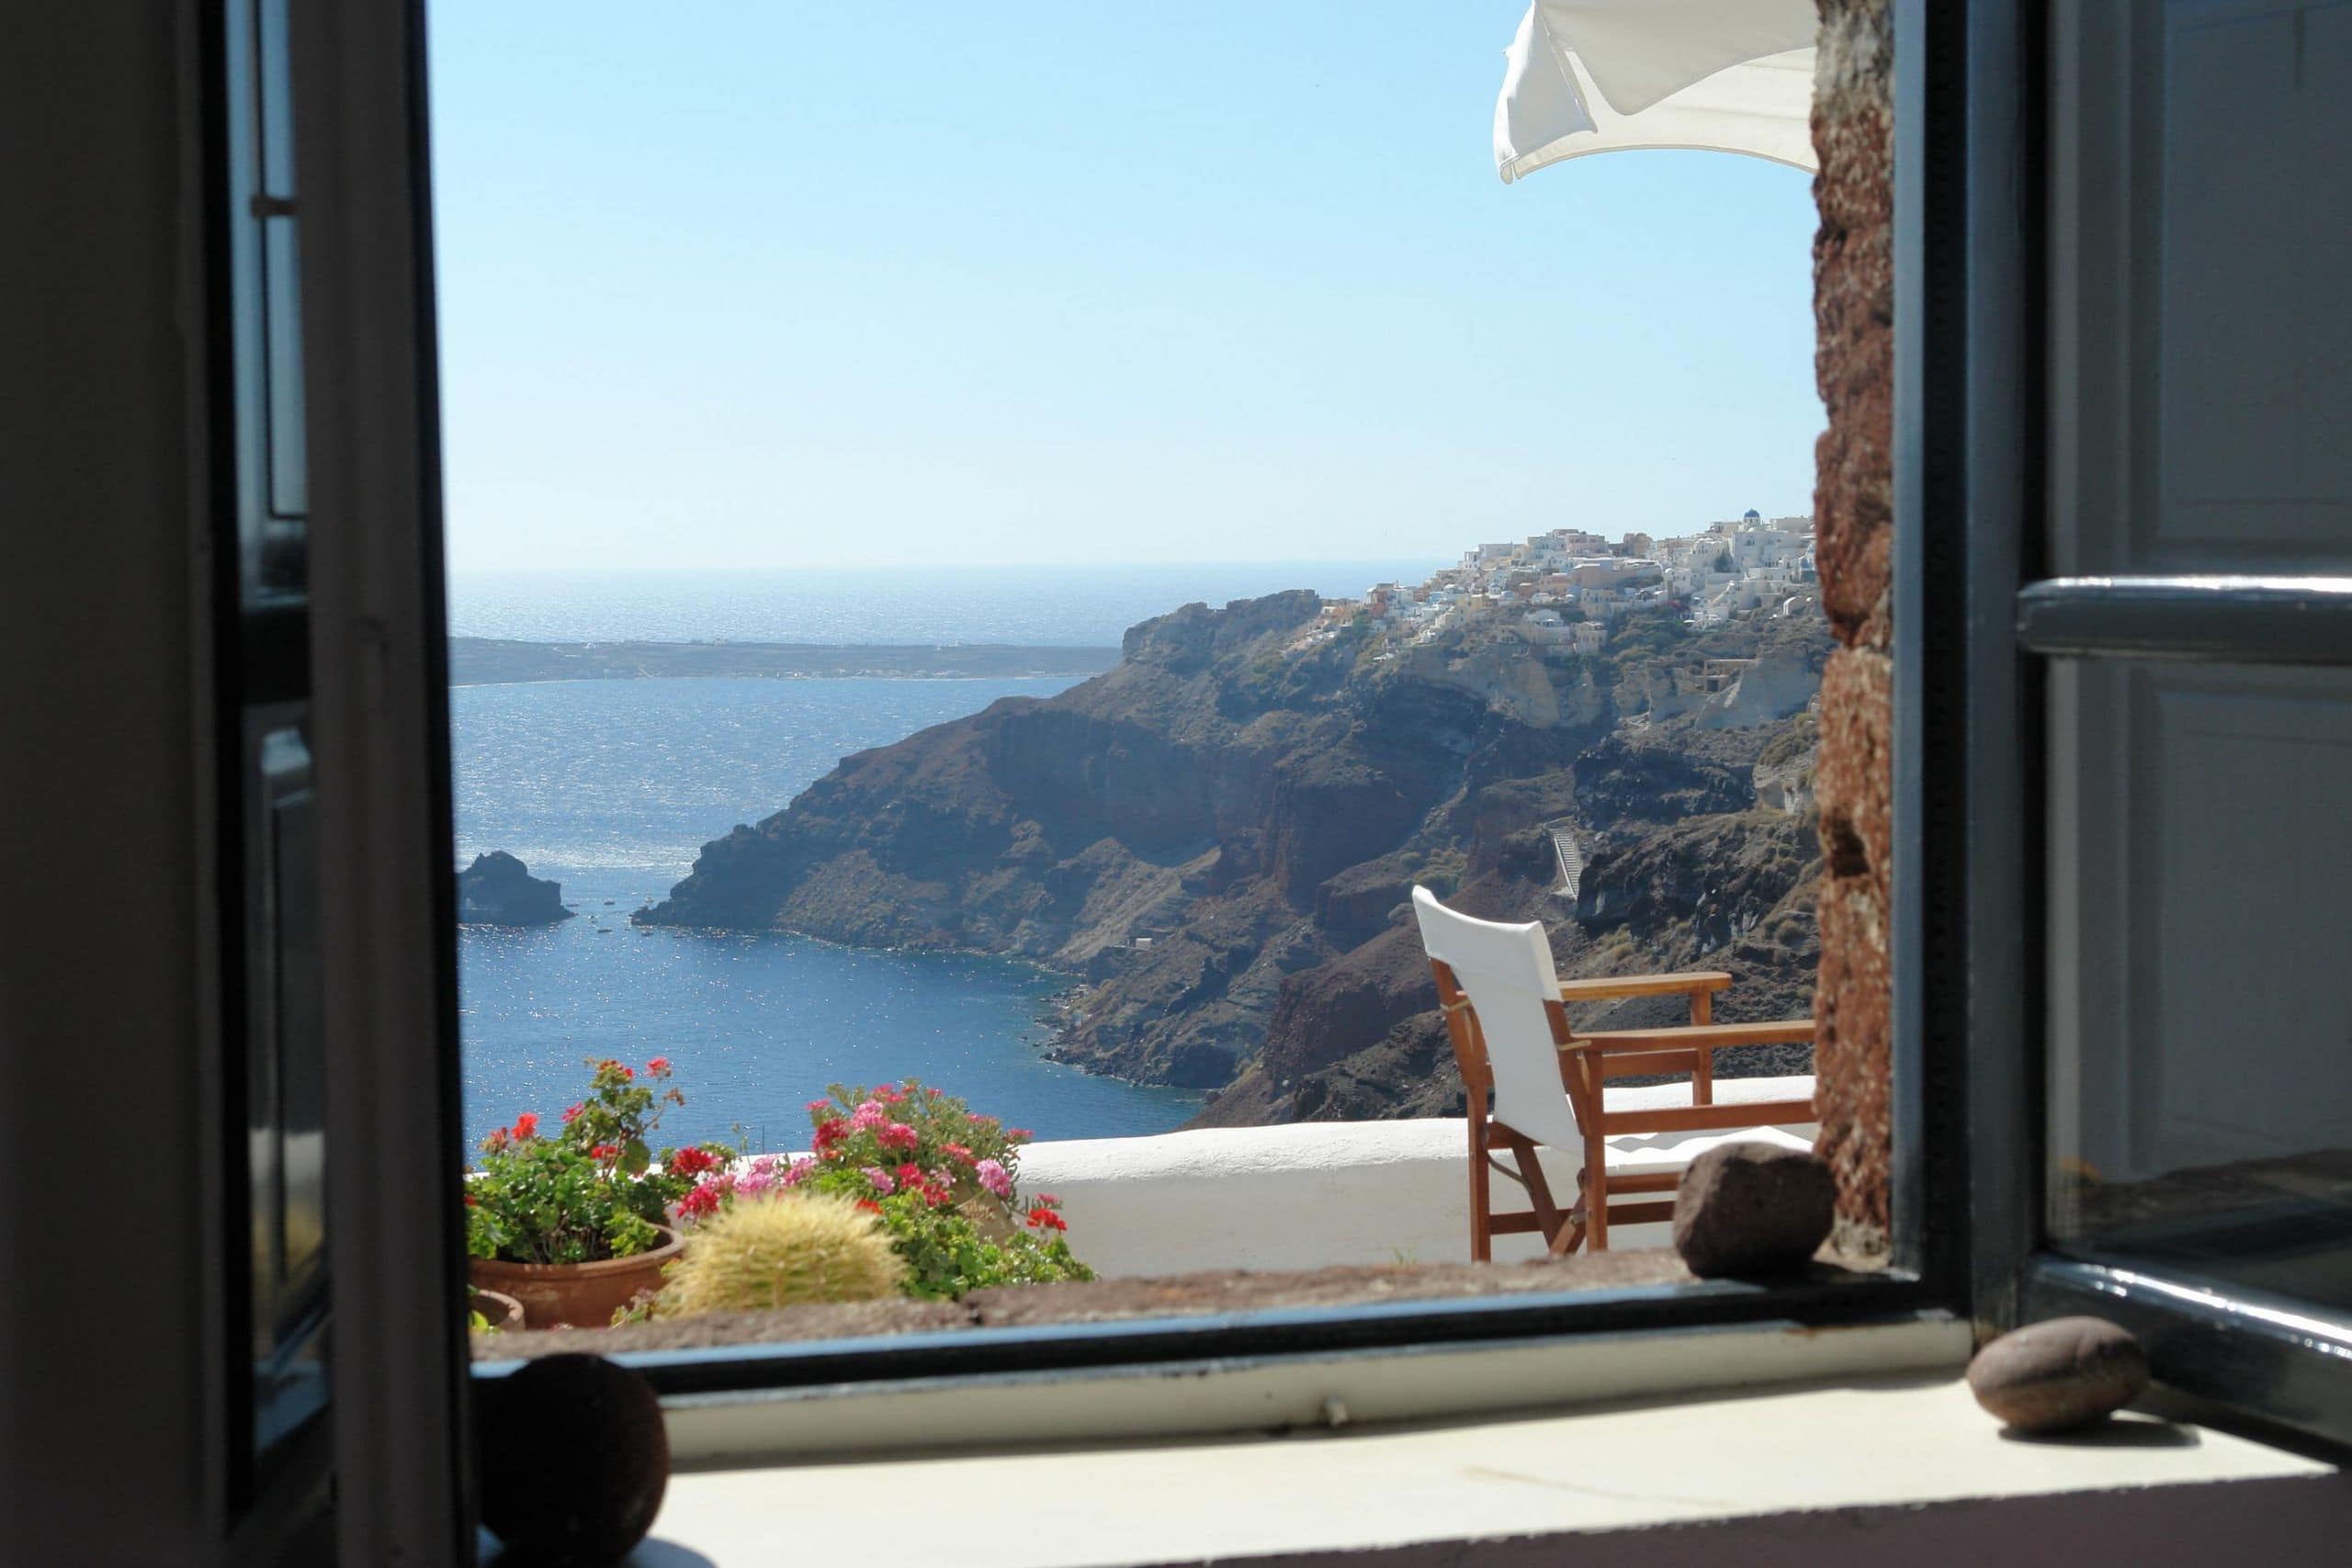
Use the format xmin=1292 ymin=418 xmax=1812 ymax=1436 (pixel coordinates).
xmin=1020 ymin=1076 xmax=1818 ymax=1279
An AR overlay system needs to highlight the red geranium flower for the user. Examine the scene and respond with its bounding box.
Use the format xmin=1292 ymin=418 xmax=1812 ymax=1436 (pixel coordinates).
xmin=561 ymin=1103 xmax=583 ymax=1124
xmin=646 ymin=1055 xmax=673 ymax=1077
xmin=854 ymin=1199 xmax=882 ymax=1215
xmin=590 ymin=1143 xmax=620 ymax=1160
xmin=1005 ymin=1128 xmax=1034 ymax=1143
xmin=512 ymin=1111 xmax=539 ymax=1140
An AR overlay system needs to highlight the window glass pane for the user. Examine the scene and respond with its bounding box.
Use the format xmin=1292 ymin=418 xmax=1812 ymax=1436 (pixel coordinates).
xmin=2047 ymin=660 xmax=2352 ymax=1310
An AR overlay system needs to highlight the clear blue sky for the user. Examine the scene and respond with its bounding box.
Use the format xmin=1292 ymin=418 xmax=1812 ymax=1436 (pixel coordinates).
xmin=426 ymin=3 xmax=1820 ymax=572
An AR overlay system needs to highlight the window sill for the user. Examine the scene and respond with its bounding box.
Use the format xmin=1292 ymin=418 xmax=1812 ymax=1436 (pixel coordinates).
xmin=627 ymin=1369 xmax=2337 ymax=1568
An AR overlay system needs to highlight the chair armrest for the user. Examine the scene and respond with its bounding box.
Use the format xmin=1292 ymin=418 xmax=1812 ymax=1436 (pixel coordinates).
xmin=1555 ymin=970 xmax=1733 ymax=1004
xmin=1561 ymin=1020 xmax=1816 ymax=1055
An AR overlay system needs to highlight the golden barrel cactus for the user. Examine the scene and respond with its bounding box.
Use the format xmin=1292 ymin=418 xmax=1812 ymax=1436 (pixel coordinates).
xmin=654 ymin=1193 xmax=906 ymax=1316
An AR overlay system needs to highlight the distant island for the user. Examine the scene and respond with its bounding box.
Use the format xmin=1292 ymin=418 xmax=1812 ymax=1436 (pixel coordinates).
xmin=457 ymin=851 xmax=572 ymax=926
xmin=449 ymin=637 xmax=1119 ymax=687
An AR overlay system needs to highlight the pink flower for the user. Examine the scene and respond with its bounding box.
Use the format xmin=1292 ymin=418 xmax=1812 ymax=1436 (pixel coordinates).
xmin=561 ymin=1103 xmax=584 ymax=1125
xmin=944 ymin=1143 xmax=977 ymax=1167
xmin=747 ymin=1154 xmax=779 ymax=1177
xmin=781 ymin=1156 xmax=817 ymax=1189
xmin=1005 ymin=1127 xmax=1034 ymax=1143
xmin=975 ymin=1158 xmax=1012 ymax=1200
xmin=851 ymin=1100 xmax=888 ymax=1131
xmin=876 ymin=1122 xmax=919 ymax=1152
xmin=862 ymin=1166 xmax=896 ymax=1196
xmin=805 ymin=1099 xmax=832 ymax=1114
xmin=736 ymin=1170 xmax=776 ymax=1200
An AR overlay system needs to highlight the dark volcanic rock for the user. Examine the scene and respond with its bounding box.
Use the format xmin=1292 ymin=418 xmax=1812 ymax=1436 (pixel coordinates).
xmin=1967 ymin=1317 xmax=2150 ymax=1433
xmin=458 ymin=851 xmax=573 ymax=926
xmin=475 ymin=1353 xmax=666 ymax=1563
xmin=1671 ymin=1142 xmax=1836 ymax=1278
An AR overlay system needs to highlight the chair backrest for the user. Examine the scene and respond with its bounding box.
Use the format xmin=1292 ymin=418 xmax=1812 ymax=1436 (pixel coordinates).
xmin=1410 ymin=886 xmax=1584 ymax=1150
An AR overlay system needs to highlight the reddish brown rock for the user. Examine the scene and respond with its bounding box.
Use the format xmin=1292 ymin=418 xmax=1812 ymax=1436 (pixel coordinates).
xmin=1807 ymin=0 xmax=1897 ymax=1254
xmin=1813 ymin=0 xmax=1895 ymax=653
xmin=1812 ymin=648 xmax=1893 ymax=1242
xmin=1968 ymin=1318 xmax=2151 ymax=1433
xmin=1672 ymin=1142 xmax=1837 ymax=1278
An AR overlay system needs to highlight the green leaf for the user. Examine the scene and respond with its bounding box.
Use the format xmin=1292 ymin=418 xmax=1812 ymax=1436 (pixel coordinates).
xmin=621 ymin=1138 xmax=650 ymax=1176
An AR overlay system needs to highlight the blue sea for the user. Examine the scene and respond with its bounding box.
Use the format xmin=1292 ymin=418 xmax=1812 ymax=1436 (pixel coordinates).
xmin=448 ymin=560 xmax=1441 ymax=1151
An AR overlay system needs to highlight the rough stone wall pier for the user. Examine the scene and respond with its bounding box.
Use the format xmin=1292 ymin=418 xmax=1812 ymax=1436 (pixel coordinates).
xmin=1808 ymin=0 xmax=1895 ymax=1251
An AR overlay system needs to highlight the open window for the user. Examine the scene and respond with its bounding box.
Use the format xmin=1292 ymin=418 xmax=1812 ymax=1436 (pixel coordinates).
xmin=2008 ymin=0 xmax=2352 ymax=1450
xmin=259 ymin=0 xmax=2352 ymax=1553
xmin=429 ymin=0 xmax=1880 ymax=1379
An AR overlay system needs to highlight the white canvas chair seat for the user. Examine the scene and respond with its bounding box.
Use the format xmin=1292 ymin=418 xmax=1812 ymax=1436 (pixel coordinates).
xmin=1593 ymin=1072 xmax=1817 ymax=1165
xmin=1412 ymin=886 xmax=1819 ymax=1258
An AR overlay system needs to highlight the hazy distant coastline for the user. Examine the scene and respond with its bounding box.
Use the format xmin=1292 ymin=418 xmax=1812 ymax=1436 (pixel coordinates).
xmin=450 ymin=637 xmax=1120 ymax=687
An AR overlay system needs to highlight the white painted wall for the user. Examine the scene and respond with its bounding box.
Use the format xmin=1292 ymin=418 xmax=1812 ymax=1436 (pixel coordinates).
xmin=1020 ymin=1077 xmax=1817 ymax=1278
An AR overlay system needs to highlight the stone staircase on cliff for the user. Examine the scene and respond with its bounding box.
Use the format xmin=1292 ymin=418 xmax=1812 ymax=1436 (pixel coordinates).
xmin=1546 ymin=821 xmax=1584 ymax=901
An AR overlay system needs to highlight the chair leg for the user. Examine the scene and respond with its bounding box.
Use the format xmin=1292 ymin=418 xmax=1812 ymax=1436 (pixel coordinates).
xmin=1467 ymin=1117 xmax=1493 ymax=1264
xmin=1583 ymin=1126 xmax=1611 ymax=1251
xmin=1554 ymin=1170 xmax=1591 ymax=1258
xmin=1507 ymin=1132 xmax=1568 ymax=1253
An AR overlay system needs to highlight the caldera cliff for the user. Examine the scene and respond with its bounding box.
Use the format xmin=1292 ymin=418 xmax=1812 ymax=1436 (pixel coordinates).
xmin=637 ymin=592 xmax=1828 ymax=1126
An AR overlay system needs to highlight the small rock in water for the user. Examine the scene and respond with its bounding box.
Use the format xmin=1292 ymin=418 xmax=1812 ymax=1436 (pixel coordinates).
xmin=1968 ymin=1317 xmax=2148 ymax=1432
xmin=1671 ymin=1142 xmax=1835 ymax=1278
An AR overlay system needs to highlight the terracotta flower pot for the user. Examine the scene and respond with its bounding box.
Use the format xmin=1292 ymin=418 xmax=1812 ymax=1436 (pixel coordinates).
xmin=469 ymin=1226 xmax=684 ymax=1330
xmin=468 ymin=1287 xmax=526 ymax=1335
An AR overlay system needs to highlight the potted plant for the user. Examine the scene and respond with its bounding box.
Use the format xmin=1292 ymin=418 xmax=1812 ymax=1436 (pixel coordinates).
xmin=465 ymin=1056 xmax=733 ymax=1328
xmin=468 ymin=1285 xmax=526 ymax=1334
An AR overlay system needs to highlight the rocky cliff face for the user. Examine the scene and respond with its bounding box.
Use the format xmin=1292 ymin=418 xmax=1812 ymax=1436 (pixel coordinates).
xmin=458 ymin=852 xmax=573 ymax=926
xmin=639 ymin=592 xmax=1828 ymax=1124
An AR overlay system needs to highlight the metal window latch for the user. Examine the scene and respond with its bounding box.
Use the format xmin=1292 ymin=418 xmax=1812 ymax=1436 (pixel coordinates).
xmin=251 ymin=194 xmax=299 ymax=219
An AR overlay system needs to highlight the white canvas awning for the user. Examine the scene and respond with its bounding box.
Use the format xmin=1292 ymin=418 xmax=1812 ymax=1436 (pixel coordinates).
xmin=1494 ymin=1 xmax=1820 ymax=182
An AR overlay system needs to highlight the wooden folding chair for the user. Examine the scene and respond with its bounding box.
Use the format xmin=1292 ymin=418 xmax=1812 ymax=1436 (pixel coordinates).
xmin=1411 ymin=886 xmax=1817 ymax=1259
